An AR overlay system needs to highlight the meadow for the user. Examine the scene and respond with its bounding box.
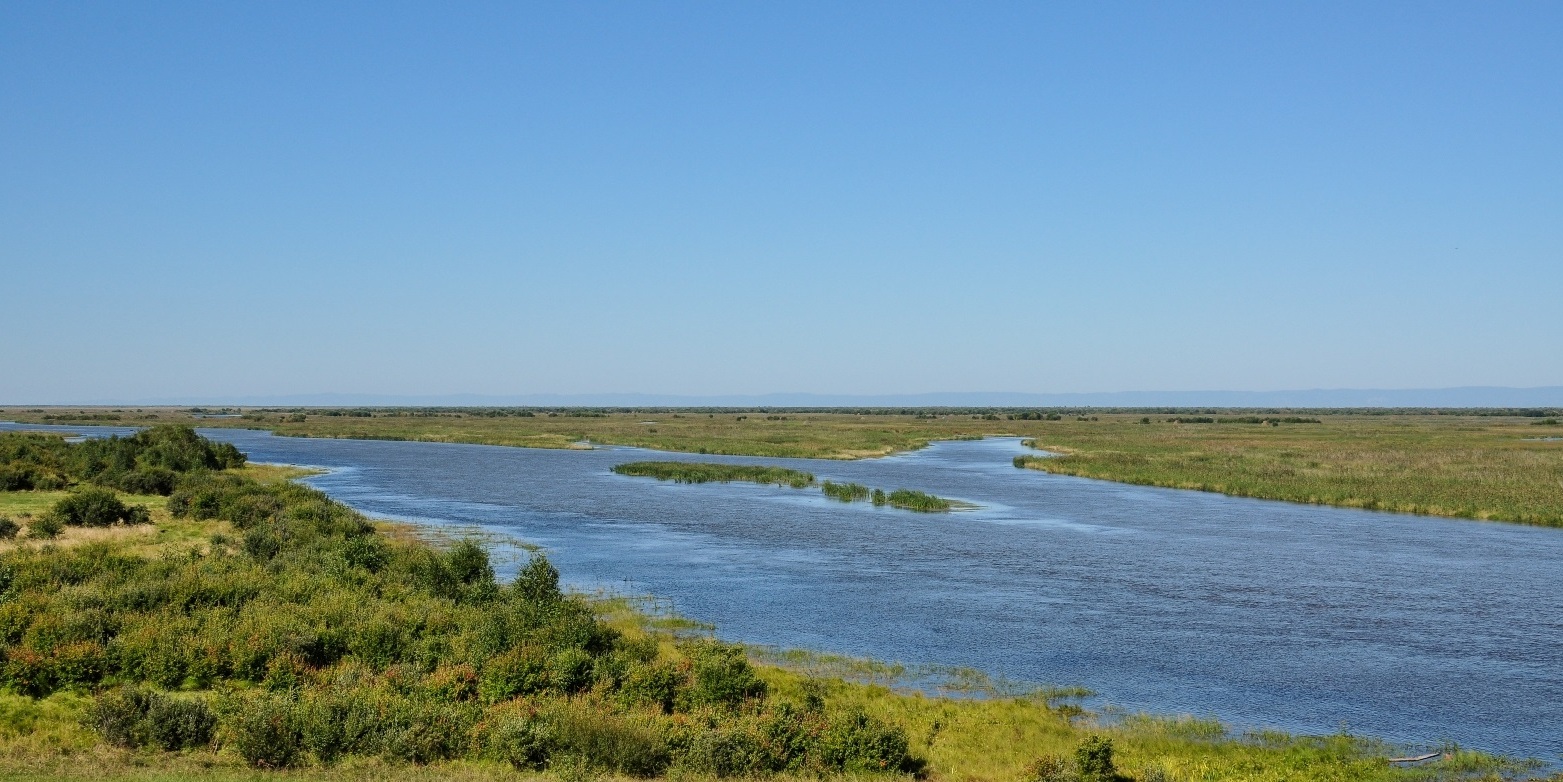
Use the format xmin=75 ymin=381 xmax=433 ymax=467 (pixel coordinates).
xmin=0 ymin=427 xmax=1541 ymax=780
xmin=9 ymin=407 xmax=1553 ymax=527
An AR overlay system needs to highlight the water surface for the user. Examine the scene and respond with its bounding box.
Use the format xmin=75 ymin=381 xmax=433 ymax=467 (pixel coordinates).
xmin=4 ymin=423 xmax=1559 ymax=759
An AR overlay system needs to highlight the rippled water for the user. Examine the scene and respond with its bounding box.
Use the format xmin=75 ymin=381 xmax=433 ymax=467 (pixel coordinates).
xmin=4 ymin=423 xmax=1560 ymax=759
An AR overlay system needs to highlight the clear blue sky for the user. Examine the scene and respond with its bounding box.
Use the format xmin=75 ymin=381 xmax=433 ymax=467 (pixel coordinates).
xmin=3 ymin=2 xmax=1559 ymax=402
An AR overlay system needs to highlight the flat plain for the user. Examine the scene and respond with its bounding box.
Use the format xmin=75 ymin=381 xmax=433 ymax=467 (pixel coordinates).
xmin=6 ymin=407 xmax=1558 ymax=526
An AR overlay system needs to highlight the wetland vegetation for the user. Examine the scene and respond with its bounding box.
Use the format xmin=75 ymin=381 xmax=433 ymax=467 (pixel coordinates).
xmin=614 ymin=464 xmax=955 ymax=512
xmin=18 ymin=406 xmax=1542 ymax=527
xmin=611 ymin=462 xmax=815 ymax=489
xmin=0 ymin=429 xmax=1542 ymax=780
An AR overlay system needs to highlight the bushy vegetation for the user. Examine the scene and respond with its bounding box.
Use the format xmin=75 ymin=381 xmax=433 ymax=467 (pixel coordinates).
xmin=0 ymin=425 xmax=244 ymax=496
xmin=0 ymin=440 xmax=914 ymax=775
xmin=612 ymin=462 xmax=815 ymax=489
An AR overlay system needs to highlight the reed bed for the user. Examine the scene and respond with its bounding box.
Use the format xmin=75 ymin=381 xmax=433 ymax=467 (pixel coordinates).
xmin=611 ymin=461 xmax=815 ymax=488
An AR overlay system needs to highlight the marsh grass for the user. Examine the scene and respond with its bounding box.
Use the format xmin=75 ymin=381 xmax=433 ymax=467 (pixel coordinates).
xmin=11 ymin=409 xmax=1559 ymax=525
xmin=821 ymin=481 xmax=870 ymax=502
xmin=611 ymin=462 xmax=815 ymax=488
xmin=883 ymin=490 xmax=951 ymax=513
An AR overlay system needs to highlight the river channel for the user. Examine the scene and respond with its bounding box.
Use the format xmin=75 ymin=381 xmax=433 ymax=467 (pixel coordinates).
xmin=4 ymin=423 xmax=1560 ymax=759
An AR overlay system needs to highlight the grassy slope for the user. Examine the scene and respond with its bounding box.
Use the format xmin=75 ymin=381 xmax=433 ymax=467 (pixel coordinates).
xmin=9 ymin=408 xmax=1556 ymax=527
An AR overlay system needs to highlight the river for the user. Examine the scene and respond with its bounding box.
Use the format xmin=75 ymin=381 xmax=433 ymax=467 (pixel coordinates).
xmin=4 ymin=423 xmax=1560 ymax=759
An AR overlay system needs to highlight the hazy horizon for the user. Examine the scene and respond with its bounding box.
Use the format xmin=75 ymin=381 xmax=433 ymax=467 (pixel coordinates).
xmin=9 ymin=384 xmax=1563 ymax=409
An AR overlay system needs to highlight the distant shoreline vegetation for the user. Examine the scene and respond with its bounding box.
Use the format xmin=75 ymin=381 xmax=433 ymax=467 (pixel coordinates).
xmin=615 ymin=463 xmax=956 ymax=513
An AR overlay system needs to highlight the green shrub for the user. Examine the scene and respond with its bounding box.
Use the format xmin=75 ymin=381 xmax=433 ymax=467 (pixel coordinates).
xmin=87 ymin=687 xmax=214 ymax=751
xmin=550 ymin=708 xmax=670 ymax=777
xmin=552 ymin=647 xmax=595 ymax=694
xmin=0 ymin=516 xmax=18 ymax=540
xmin=683 ymin=641 xmax=766 ymax=709
xmin=1025 ymin=753 xmax=1073 ymax=781
xmin=481 ymin=645 xmax=552 ymax=703
xmin=819 ymin=710 xmax=911 ymax=773
xmin=683 ymin=725 xmax=770 ymax=776
xmin=1075 ymin=734 xmax=1117 ymax=782
xmin=110 ymin=467 xmax=178 ymax=496
xmin=51 ymin=487 xmax=142 ymax=527
xmin=621 ymin=660 xmax=683 ymax=713
xmin=514 ymin=554 xmax=562 ymax=604
xmin=492 ymin=710 xmax=556 ymax=770
xmin=147 ymin=695 xmax=217 ymax=751
xmin=26 ymin=514 xmax=63 ymax=539
xmin=225 ymin=692 xmax=304 ymax=768
xmin=88 ymin=687 xmax=156 ymax=748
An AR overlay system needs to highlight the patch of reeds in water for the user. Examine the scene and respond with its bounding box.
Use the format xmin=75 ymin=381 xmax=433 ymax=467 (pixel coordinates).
xmin=821 ymin=480 xmax=870 ymax=502
xmin=611 ymin=461 xmax=815 ymax=489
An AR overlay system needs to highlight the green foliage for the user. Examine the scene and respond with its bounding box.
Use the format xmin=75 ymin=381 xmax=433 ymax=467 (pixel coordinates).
xmin=821 ymin=481 xmax=870 ymax=502
xmin=884 ymin=489 xmax=951 ymax=512
xmin=1025 ymin=753 xmax=1073 ymax=782
xmin=612 ymin=462 xmax=815 ymax=489
xmin=819 ymin=709 xmax=913 ymax=773
xmin=0 ymin=516 xmax=17 ymax=540
xmin=871 ymin=488 xmax=887 ymax=506
xmin=50 ymin=487 xmax=149 ymax=527
xmin=0 ymin=425 xmax=244 ymax=499
xmin=0 ymin=430 xmax=917 ymax=774
xmin=88 ymin=687 xmax=216 ymax=752
xmin=1075 ymin=734 xmax=1116 ymax=782
xmin=514 ymin=553 xmax=562 ymax=603
xmin=26 ymin=513 xmax=62 ymax=539
xmin=682 ymin=641 xmax=767 ymax=708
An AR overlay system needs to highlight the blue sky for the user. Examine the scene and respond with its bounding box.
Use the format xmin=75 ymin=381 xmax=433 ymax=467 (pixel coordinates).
xmin=2 ymin=2 xmax=1559 ymax=402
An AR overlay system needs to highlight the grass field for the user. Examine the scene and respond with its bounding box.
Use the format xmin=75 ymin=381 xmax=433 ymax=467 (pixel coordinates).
xmin=4 ymin=408 xmax=1560 ymax=525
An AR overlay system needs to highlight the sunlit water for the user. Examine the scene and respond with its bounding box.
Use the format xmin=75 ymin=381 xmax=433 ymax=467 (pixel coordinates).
xmin=4 ymin=423 xmax=1560 ymax=759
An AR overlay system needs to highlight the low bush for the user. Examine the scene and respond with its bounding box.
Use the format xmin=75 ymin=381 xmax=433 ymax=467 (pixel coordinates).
xmin=87 ymin=687 xmax=215 ymax=751
xmin=49 ymin=487 xmax=148 ymax=527
xmin=1076 ymin=734 xmax=1117 ymax=782
xmin=0 ymin=430 xmax=918 ymax=775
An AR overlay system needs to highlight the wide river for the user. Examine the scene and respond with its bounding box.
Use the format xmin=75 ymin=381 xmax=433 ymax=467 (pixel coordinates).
xmin=5 ymin=424 xmax=1560 ymax=759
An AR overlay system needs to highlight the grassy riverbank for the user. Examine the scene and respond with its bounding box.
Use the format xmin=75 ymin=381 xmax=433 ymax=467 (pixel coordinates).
xmin=3 ymin=407 xmax=1561 ymax=525
xmin=0 ymin=429 xmax=1541 ymax=780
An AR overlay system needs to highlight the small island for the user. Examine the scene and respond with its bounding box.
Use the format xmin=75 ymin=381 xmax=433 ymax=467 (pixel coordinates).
xmin=611 ymin=461 xmax=815 ymax=489
xmin=616 ymin=465 xmax=957 ymax=512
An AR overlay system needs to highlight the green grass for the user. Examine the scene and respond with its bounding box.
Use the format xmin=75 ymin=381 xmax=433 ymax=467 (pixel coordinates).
xmin=821 ymin=481 xmax=870 ymax=502
xmin=881 ymin=489 xmax=951 ymax=513
xmin=10 ymin=407 xmax=1558 ymax=526
xmin=611 ymin=461 xmax=816 ymax=488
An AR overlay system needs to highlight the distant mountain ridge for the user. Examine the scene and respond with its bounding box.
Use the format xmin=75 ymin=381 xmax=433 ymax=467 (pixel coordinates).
xmin=51 ymin=386 xmax=1563 ymax=408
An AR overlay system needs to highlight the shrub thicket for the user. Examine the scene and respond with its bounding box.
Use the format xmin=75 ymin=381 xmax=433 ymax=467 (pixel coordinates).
xmin=0 ymin=432 xmax=914 ymax=774
xmin=0 ymin=425 xmax=244 ymax=496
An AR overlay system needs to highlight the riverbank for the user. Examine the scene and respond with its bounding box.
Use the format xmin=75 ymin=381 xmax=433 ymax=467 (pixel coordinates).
xmin=0 ymin=429 xmax=1538 ymax=780
xmin=5 ymin=408 xmax=1556 ymax=527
